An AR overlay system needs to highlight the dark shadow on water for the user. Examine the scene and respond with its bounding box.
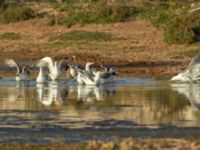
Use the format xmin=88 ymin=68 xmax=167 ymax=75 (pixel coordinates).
xmin=0 ymin=119 xmax=200 ymax=144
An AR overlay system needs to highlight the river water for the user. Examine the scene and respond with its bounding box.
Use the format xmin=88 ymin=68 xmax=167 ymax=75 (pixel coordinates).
xmin=0 ymin=73 xmax=200 ymax=143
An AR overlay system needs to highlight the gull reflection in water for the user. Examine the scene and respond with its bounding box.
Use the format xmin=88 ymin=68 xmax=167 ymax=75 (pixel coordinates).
xmin=171 ymin=83 xmax=200 ymax=111
xmin=36 ymin=81 xmax=68 ymax=106
xmin=8 ymin=81 xmax=31 ymax=102
xmin=77 ymin=85 xmax=116 ymax=102
xmin=77 ymin=86 xmax=102 ymax=102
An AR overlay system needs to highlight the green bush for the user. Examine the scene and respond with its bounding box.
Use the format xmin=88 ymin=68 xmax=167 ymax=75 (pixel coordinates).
xmin=0 ymin=32 xmax=21 ymax=40
xmin=164 ymin=12 xmax=200 ymax=44
xmin=140 ymin=0 xmax=189 ymax=28
xmin=0 ymin=0 xmax=4 ymax=7
xmin=0 ymin=6 xmax=36 ymax=23
xmin=140 ymin=1 xmax=200 ymax=44
xmin=48 ymin=0 xmax=138 ymax=26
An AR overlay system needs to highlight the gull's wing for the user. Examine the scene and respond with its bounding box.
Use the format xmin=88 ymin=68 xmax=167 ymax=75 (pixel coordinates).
xmin=77 ymin=68 xmax=94 ymax=82
xmin=100 ymin=64 xmax=109 ymax=72
xmin=185 ymin=54 xmax=200 ymax=71
xmin=36 ymin=57 xmax=54 ymax=72
xmin=81 ymin=73 xmax=94 ymax=82
xmin=178 ymin=54 xmax=200 ymax=80
xmin=4 ymin=59 xmax=21 ymax=73
xmin=184 ymin=64 xmax=200 ymax=79
xmin=58 ymin=59 xmax=68 ymax=71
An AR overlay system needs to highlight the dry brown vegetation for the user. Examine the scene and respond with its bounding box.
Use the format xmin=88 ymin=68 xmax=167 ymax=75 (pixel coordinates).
xmin=2 ymin=138 xmax=200 ymax=150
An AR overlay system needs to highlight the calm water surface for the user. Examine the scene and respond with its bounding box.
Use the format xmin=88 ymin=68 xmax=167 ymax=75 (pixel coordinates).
xmin=0 ymin=72 xmax=200 ymax=143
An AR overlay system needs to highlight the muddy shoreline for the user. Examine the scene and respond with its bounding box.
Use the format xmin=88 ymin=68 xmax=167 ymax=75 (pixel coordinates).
xmin=0 ymin=50 xmax=188 ymax=79
xmin=0 ymin=125 xmax=200 ymax=150
xmin=1 ymin=124 xmax=200 ymax=144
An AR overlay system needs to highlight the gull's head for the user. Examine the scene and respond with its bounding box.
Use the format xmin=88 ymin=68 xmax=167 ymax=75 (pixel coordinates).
xmin=109 ymin=67 xmax=116 ymax=75
xmin=86 ymin=62 xmax=95 ymax=66
xmin=170 ymin=73 xmax=190 ymax=82
xmin=170 ymin=73 xmax=183 ymax=81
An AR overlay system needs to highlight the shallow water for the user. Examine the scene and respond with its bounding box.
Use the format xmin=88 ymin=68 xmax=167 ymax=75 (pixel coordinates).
xmin=0 ymin=73 xmax=200 ymax=143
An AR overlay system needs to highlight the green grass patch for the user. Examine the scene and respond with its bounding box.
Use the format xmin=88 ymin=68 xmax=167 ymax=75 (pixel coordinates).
xmin=76 ymin=42 xmax=119 ymax=51
xmin=0 ymin=5 xmax=36 ymax=23
xmin=0 ymin=32 xmax=21 ymax=40
xmin=17 ymin=39 xmax=119 ymax=52
xmin=171 ymin=49 xmax=200 ymax=59
xmin=182 ymin=49 xmax=200 ymax=58
xmin=18 ymin=41 xmax=72 ymax=50
xmin=140 ymin=1 xmax=189 ymax=28
xmin=49 ymin=31 xmax=114 ymax=42
xmin=140 ymin=6 xmax=171 ymax=28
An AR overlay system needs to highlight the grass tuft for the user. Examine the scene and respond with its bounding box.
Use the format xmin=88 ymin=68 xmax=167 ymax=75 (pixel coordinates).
xmin=49 ymin=31 xmax=114 ymax=42
xmin=0 ymin=32 xmax=21 ymax=40
xmin=0 ymin=5 xmax=36 ymax=23
xmin=171 ymin=49 xmax=200 ymax=59
xmin=182 ymin=49 xmax=200 ymax=58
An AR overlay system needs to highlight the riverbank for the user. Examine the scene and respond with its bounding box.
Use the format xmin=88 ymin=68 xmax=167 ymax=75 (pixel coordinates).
xmin=0 ymin=18 xmax=198 ymax=79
